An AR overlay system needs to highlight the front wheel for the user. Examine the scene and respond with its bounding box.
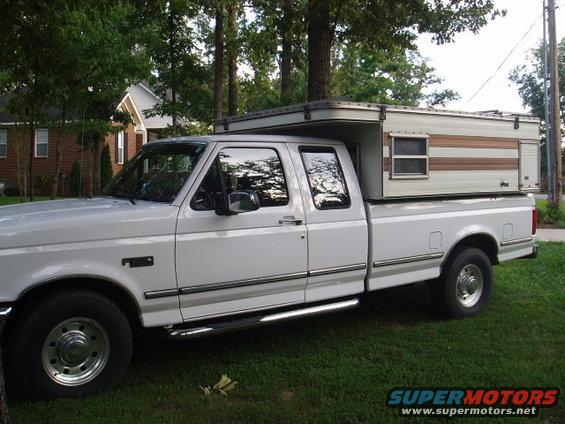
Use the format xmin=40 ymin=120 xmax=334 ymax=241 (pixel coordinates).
xmin=6 ymin=289 xmax=132 ymax=399
xmin=430 ymin=247 xmax=493 ymax=319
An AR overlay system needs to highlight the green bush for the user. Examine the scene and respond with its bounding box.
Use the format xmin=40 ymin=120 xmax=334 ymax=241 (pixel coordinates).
xmin=547 ymin=202 xmax=563 ymax=223
xmin=537 ymin=206 xmax=547 ymax=223
xmin=35 ymin=173 xmax=54 ymax=195
xmin=101 ymin=144 xmax=113 ymax=189
xmin=69 ymin=161 xmax=82 ymax=197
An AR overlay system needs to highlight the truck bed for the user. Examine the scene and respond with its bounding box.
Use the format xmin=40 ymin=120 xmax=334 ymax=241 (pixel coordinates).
xmin=365 ymin=194 xmax=536 ymax=291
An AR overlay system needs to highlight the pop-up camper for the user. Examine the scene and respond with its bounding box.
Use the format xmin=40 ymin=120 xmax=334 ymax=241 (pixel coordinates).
xmin=214 ymin=100 xmax=540 ymax=199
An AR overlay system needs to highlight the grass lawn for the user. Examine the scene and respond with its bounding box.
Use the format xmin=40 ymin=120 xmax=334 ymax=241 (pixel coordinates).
xmin=0 ymin=196 xmax=58 ymax=207
xmin=6 ymin=243 xmax=565 ymax=423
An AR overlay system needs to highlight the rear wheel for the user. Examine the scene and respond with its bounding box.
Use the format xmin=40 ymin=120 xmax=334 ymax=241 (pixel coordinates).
xmin=7 ymin=289 xmax=132 ymax=399
xmin=430 ymin=247 xmax=492 ymax=318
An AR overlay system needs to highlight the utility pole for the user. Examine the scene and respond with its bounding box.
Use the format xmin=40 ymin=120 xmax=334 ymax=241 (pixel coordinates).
xmin=543 ymin=0 xmax=553 ymax=199
xmin=548 ymin=0 xmax=562 ymax=204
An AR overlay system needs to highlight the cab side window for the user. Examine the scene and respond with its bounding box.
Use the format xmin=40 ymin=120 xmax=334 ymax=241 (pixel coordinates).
xmin=300 ymin=146 xmax=350 ymax=210
xmin=191 ymin=147 xmax=289 ymax=211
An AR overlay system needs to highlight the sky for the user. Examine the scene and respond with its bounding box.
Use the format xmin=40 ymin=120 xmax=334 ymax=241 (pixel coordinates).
xmin=416 ymin=0 xmax=564 ymax=113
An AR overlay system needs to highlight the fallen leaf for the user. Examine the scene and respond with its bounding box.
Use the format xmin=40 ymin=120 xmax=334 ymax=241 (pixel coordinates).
xmin=218 ymin=380 xmax=237 ymax=395
xmin=213 ymin=374 xmax=232 ymax=390
xmin=200 ymin=375 xmax=238 ymax=396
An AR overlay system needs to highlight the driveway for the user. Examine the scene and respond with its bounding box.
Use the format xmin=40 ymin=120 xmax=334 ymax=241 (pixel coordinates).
xmin=536 ymin=229 xmax=565 ymax=242
xmin=534 ymin=193 xmax=565 ymax=201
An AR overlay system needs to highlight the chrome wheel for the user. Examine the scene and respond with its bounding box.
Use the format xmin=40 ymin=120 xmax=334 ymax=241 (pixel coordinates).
xmin=41 ymin=317 xmax=110 ymax=386
xmin=456 ymin=264 xmax=484 ymax=308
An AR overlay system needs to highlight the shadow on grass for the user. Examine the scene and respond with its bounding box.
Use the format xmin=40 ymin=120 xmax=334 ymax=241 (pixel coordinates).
xmin=6 ymin=282 xmax=438 ymax=407
xmin=129 ymin=282 xmax=438 ymax=370
xmin=7 ymin=244 xmax=564 ymax=423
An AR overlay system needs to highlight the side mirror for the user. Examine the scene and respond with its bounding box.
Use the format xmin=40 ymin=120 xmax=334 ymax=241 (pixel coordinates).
xmin=227 ymin=191 xmax=260 ymax=214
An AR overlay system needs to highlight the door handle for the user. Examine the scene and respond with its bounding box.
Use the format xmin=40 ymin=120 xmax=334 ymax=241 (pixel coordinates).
xmin=279 ymin=215 xmax=303 ymax=225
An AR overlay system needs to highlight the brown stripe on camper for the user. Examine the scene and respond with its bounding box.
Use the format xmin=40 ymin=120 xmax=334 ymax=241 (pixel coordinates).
xmin=383 ymin=133 xmax=519 ymax=149
xmin=430 ymin=157 xmax=518 ymax=171
xmin=430 ymin=134 xmax=519 ymax=149
xmin=383 ymin=157 xmax=518 ymax=172
xmin=383 ymin=133 xmax=520 ymax=172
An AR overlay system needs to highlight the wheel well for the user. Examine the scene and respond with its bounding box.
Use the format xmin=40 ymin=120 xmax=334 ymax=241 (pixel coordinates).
xmin=10 ymin=277 xmax=142 ymax=330
xmin=446 ymin=233 xmax=499 ymax=266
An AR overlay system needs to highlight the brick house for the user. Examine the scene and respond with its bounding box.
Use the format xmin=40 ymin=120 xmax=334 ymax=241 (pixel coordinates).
xmin=0 ymin=83 xmax=172 ymax=196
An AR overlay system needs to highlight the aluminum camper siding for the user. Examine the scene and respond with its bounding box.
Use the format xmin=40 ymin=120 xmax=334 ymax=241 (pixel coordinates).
xmin=382 ymin=108 xmax=540 ymax=197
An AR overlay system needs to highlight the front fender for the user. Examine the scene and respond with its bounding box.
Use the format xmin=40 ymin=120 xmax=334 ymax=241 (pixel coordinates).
xmin=0 ymin=235 xmax=182 ymax=327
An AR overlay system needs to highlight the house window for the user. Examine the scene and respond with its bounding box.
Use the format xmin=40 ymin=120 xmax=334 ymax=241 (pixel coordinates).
xmin=0 ymin=130 xmax=6 ymax=158
xmin=117 ymin=132 xmax=125 ymax=164
xmin=390 ymin=136 xmax=429 ymax=178
xmin=35 ymin=129 xmax=49 ymax=158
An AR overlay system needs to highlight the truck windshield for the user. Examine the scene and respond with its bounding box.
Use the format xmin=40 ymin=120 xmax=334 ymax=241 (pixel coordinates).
xmin=103 ymin=143 xmax=207 ymax=203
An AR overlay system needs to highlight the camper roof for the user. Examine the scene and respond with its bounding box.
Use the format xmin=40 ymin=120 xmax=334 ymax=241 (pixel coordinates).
xmin=215 ymin=100 xmax=540 ymax=127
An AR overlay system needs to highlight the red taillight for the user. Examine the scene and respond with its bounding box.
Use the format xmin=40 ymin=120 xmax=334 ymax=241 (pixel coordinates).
xmin=532 ymin=208 xmax=538 ymax=235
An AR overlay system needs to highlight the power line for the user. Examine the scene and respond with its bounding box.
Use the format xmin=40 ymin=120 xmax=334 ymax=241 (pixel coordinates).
xmin=464 ymin=14 xmax=542 ymax=106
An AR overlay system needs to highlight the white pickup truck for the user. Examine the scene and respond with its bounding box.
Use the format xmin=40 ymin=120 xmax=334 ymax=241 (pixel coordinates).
xmin=0 ymin=134 xmax=537 ymax=399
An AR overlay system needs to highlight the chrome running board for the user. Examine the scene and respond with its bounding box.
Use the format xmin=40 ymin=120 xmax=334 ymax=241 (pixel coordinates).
xmin=166 ymin=298 xmax=360 ymax=339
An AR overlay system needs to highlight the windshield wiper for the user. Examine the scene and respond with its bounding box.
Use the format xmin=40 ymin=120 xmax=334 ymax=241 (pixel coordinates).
xmin=106 ymin=189 xmax=137 ymax=204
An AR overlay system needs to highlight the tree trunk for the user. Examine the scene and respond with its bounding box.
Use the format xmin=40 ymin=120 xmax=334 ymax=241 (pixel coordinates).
xmin=28 ymin=124 xmax=34 ymax=202
xmin=227 ymin=3 xmax=238 ymax=116
xmin=92 ymin=138 xmax=103 ymax=195
xmin=87 ymin=145 xmax=94 ymax=198
xmin=214 ymin=6 xmax=225 ymax=120
xmin=51 ymin=109 xmax=66 ymax=198
xmin=280 ymin=0 xmax=293 ymax=103
xmin=14 ymin=129 xmax=27 ymax=202
xmin=307 ymin=0 xmax=331 ymax=101
xmin=171 ymin=87 xmax=177 ymax=135
xmin=0 ymin=346 xmax=10 ymax=424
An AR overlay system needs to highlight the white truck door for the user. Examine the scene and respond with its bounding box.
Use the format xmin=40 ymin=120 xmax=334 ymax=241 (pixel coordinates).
xmin=287 ymin=142 xmax=368 ymax=302
xmin=175 ymin=141 xmax=308 ymax=321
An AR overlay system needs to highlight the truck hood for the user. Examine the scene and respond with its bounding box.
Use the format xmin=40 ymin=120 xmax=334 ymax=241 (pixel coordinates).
xmin=0 ymin=197 xmax=178 ymax=249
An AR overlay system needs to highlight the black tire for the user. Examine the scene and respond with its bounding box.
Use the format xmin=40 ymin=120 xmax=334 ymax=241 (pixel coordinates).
xmin=6 ymin=289 xmax=132 ymax=399
xmin=430 ymin=247 xmax=492 ymax=319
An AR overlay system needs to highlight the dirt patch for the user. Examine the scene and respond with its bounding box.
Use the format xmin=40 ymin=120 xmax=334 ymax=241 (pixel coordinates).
xmin=281 ymin=389 xmax=296 ymax=401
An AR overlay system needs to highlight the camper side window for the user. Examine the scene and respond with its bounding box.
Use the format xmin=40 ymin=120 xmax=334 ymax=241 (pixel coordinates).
xmin=391 ymin=136 xmax=428 ymax=178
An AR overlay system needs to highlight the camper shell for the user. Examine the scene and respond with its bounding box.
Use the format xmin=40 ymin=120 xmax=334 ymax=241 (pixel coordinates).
xmin=214 ymin=100 xmax=540 ymax=199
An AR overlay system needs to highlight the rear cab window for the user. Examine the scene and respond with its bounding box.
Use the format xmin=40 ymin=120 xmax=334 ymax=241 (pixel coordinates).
xmin=299 ymin=146 xmax=351 ymax=210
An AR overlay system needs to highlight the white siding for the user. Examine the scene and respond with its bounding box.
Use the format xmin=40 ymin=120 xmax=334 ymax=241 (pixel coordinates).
xmin=384 ymin=110 xmax=539 ymax=140
xmin=383 ymin=170 xmax=518 ymax=197
xmin=127 ymin=84 xmax=172 ymax=130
